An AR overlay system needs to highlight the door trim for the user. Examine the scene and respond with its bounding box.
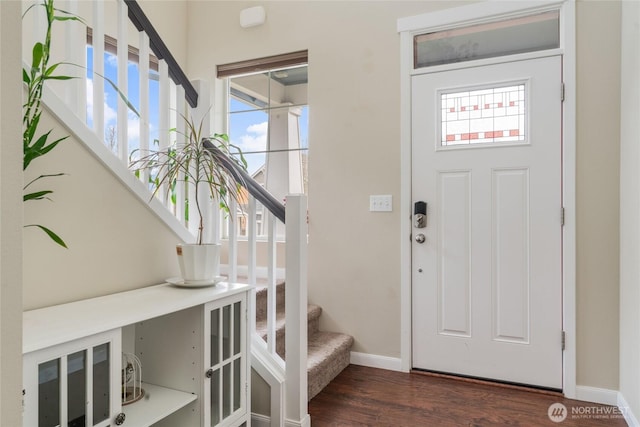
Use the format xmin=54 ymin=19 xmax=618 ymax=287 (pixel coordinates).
xmin=397 ymin=0 xmax=577 ymax=398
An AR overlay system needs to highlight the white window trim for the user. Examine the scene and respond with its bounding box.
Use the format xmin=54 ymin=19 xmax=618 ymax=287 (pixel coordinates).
xmin=397 ymin=0 xmax=577 ymax=398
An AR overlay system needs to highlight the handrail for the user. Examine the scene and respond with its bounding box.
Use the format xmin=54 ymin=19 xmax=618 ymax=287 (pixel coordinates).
xmin=123 ymin=1 xmax=285 ymax=222
xmin=202 ymin=138 xmax=286 ymax=223
xmin=123 ymin=0 xmax=198 ymax=108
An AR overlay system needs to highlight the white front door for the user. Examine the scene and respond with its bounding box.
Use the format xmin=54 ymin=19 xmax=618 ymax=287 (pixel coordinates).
xmin=411 ymin=56 xmax=563 ymax=389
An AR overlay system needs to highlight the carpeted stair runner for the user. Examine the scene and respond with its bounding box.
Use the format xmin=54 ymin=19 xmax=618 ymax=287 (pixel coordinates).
xmin=255 ymin=281 xmax=354 ymax=400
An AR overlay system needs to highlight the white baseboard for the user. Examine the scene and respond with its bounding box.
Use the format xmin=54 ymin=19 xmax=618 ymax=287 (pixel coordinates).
xmin=252 ymin=413 xmax=271 ymax=427
xmin=618 ymin=392 xmax=640 ymax=427
xmin=285 ymin=414 xmax=311 ymax=427
xmin=575 ymin=385 xmax=619 ymax=405
xmin=350 ymin=351 xmax=403 ymax=372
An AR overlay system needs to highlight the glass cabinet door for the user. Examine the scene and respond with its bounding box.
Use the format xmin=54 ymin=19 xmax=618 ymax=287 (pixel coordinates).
xmin=24 ymin=330 xmax=121 ymax=427
xmin=205 ymin=293 xmax=247 ymax=427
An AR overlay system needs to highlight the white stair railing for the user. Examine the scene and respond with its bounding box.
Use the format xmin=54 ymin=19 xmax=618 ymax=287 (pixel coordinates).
xmin=24 ymin=1 xmax=309 ymax=424
xmin=267 ymin=210 xmax=278 ymax=355
xmin=24 ymin=0 xmax=199 ymax=235
xmin=240 ymin=194 xmax=309 ymax=427
xmin=284 ymin=194 xmax=309 ymax=426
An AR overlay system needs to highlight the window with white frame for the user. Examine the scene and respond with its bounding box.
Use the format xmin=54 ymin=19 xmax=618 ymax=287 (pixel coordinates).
xmin=218 ymin=52 xmax=309 ymax=239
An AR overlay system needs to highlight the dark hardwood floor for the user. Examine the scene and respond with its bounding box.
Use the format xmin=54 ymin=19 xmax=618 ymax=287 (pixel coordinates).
xmin=309 ymin=365 xmax=627 ymax=426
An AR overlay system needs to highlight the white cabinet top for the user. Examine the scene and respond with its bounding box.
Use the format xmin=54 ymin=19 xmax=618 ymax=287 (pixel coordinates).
xmin=23 ymin=282 xmax=251 ymax=354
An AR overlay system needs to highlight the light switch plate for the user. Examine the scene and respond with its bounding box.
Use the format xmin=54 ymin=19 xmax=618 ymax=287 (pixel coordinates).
xmin=370 ymin=195 xmax=393 ymax=212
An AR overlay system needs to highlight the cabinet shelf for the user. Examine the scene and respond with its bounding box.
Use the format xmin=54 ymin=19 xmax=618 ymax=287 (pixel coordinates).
xmin=23 ymin=282 xmax=250 ymax=354
xmin=122 ymin=382 xmax=197 ymax=427
xmin=23 ymin=282 xmax=251 ymax=427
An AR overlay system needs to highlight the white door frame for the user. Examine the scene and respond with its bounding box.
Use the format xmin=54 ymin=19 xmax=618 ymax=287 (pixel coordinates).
xmin=398 ymin=0 xmax=577 ymax=398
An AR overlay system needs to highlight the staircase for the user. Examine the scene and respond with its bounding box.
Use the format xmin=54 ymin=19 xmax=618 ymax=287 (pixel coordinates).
xmin=255 ymin=281 xmax=354 ymax=400
xmin=28 ymin=0 xmax=322 ymax=423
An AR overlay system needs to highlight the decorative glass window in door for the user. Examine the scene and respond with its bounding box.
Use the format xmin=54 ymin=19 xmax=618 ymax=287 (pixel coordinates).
xmin=440 ymin=84 xmax=526 ymax=147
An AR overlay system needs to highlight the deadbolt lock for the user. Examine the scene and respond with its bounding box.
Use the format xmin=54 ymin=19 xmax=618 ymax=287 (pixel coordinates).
xmin=414 ymin=201 xmax=427 ymax=228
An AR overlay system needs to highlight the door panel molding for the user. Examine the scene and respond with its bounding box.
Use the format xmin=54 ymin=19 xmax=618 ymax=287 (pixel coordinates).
xmin=398 ymin=0 xmax=576 ymax=397
xmin=492 ymin=167 xmax=531 ymax=344
xmin=411 ymin=57 xmax=562 ymax=388
xmin=437 ymin=171 xmax=472 ymax=338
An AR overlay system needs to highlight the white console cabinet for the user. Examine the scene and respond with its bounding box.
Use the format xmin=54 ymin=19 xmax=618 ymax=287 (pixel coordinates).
xmin=23 ymin=282 xmax=251 ymax=427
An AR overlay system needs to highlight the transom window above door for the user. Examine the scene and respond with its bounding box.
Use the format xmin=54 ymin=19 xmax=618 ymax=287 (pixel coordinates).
xmin=414 ymin=11 xmax=560 ymax=69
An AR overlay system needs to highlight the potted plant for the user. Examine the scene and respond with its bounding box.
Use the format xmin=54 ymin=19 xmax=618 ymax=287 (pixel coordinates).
xmin=130 ymin=114 xmax=247 ymax=286
xmin=22 ymin=0 xmax=81 ymax=248
xmin=24 ymin=0 xmax=138 ymax=248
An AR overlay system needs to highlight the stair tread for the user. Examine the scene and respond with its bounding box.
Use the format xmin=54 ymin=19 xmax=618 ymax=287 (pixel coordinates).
xmin=255 ymin=304 xmax=322 ymax=337
xmin=255 ymin=283 xmax=287 ymax=322
xmin=307 ymin=331 xmax=354 ymax=400
xmin=307 ymin=331 xmax=354 ymax=370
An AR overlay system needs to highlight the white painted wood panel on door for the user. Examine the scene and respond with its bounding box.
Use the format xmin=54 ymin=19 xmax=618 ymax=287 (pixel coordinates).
xmin=411 ymin=56 xmax=563 ymax=389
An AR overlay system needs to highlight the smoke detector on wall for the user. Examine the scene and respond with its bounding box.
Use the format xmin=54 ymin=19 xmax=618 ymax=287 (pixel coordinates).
xmin=240 ymin=6 xmax=266 ymax=28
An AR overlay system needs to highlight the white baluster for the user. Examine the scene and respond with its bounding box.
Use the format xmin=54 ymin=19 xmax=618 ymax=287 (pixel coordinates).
xmin=175 ymin=84 xmax=186 ymax=227
xmin=248 ymin=196 xmax=257 ymax=339
xmin=116 ymin=0 xmax=128 ymax=163
xmin=138 ymin=31 xmax=150 ymax=185
xmin=285 ymin=194 xmax=309 ymax=423
xmin=248 ymin=196 xmax=257 ymax=286
xmin=267 ymin=211 xmax=277 ymax=355
xmin=63 ymin=0 xmax=85 ymax=120
xmin=189 ymin=80 xmax=210 ymax=239
xmin=158 ymin=59 xmax=170 ymax=204
xmin=212 ymin=196 xmax=221 ymax=245
xmin=92 ymin=0 xmax=105 ymax=142
xmin=228 ymin=197 xmax=238 ymax=282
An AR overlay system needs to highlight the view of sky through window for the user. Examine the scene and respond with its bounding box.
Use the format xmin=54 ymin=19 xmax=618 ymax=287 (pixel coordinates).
xmin=229 ymin=97 xmax=309 ymax=177
xmin=87 ymin=45 xmax=308 ymax=179
xmin=86 ymin=46 xmax=160 ymax=157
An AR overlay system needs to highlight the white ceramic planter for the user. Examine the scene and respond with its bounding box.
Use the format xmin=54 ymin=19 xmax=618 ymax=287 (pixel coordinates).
xmin=176 ymin=243 xmax=221 ymax=286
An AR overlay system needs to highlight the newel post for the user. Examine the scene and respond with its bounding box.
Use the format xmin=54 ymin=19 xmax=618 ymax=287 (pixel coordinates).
xmin=285 ymin=194 xmax=310 ymax=426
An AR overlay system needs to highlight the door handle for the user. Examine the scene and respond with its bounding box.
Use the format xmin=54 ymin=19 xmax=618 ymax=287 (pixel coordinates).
xmin=415 ymin=233 xmax=426 ymax=244
xmin=414 ymin=201 xmax=427 ymax=228
xmin=114 ymin=413 xmax=126 ymax=425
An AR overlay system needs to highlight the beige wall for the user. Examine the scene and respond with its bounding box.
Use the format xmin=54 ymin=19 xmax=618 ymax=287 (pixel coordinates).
xmin=1 ymin=2 xmax=24 ymax=425
xmin=138 ymin=0 xmax=188 ymax=66
xmin=22 ymin=106 xmax=184 ymax=309
xmin=16 ymin=0 xmax=628 ymax=413
xmin=74 ymin=0 xmax=188 ymax=64
xmin=21 ymin=0 xmax=192 ymax=310
xmin=186 ymin=0 xmax=624 ymax=391
xmin=575 ymin=0 xmax=621 ymax=390
xmin=187 ymin=0 xmax=468 ymax=359
xmin=619 ymin=0 xmax=640 ymax=418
